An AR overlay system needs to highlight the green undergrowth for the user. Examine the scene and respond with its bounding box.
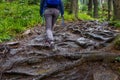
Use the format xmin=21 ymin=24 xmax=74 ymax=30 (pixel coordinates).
xmin=0 ymin=1 xmax=41 ymax=42
xmin=63 ymin=12 xmax=94 ymax=21
xmin=78 ymin=12 xmax=94 ymax=21
xmin=109 ymin=21 xmax=120 ymax=28
xmin=0 ymin=1 xmax=93 ymax=42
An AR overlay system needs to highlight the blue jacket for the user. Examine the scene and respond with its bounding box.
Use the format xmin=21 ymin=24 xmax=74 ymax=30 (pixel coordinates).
xmin=40 ymin=0 xmax=64 ymax=17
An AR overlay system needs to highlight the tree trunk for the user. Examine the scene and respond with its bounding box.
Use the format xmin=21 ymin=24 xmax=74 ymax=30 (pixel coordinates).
xmin=65 ymin=0 xmax=79 ymax=19
xmin=64 ymin=0 xmax=72 ymax=14
xmin=88 ymin=0 xmax=93 ymax=16
xmin=113 ymin=0 xmax=120 ymax=20
xmin=108 ymin=0 xmax=112 ymax=20
xmin=93 ymin=0 xmax=98 ymax=18
xmin=72 ymin=0 xmax=79 ymax=19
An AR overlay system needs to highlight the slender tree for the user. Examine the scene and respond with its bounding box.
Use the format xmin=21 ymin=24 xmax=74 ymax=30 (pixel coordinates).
xmin=113 ymin=0 xmax=120 ymax=20
xmin=65 ymin=0 xmax=78 ymax=19
xmin=88 ymin=0 xmax=93 ymax=16
xmin=64 ymin=0 xmax=72 ymax=14
xmin=93 ymin=0 xmax=98 ymax=18
xmin=108 ymin=0 xmax=112 ymax=20
xmin=72 ymin=0 xmax=79 ymax=19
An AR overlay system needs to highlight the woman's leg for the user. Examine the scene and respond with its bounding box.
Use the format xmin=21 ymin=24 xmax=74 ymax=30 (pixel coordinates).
xmin=44 ymin=9 xmax=54 ymax=42
xmin=52 ymin=8 xmax=60 ymax=27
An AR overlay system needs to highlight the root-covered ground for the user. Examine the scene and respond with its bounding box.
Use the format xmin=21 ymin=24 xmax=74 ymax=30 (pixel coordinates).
xmin=0 ymin=21 xmax=120 ymax=80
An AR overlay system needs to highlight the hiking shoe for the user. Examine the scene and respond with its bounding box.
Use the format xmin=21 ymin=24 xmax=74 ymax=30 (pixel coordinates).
xmin=50 ymin=41 xmax=55 ymax=49
xmin=50 ymin=42 xmax=59 ymax=52
xmin=45 ymin=40 xmax=51 ymax=47
xmin=45 ymin=40 xmax=55 ymax=48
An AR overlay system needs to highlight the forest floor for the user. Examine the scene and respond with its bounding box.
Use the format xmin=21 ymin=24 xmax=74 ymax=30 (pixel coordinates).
xmin=0 ymin=20 xmax=120 ymax=80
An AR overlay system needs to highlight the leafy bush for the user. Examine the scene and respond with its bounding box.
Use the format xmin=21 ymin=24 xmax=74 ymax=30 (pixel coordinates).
xmin=63 ymin=12 xmax=75 ymax=21
xmin=81 ymin=5 xmax=88 ymax=11
xmin=78 ymin=12 xmax=94 ymax=20
xmin=63 ymin=11 xmax=93 ymax=21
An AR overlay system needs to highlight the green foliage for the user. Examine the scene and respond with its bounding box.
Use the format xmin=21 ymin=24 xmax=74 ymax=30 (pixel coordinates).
xmin=64 ymin=10 xmax=94 ymax=21
xmin=113 ymin=34 xmax=120 ymax=50
xmin=28 ymin=0 xmax=39 ymax=5
xmin=98 ymin=10 xmax=108 ymax=21
xmin=18 ymin=0 xmax=39 ymax=5
xmin=109 ymin=21 xmax=120 ymax=28
xmin=78 ymin=12 xmax=94 ymax=20
xmin=0 ymin=1 xmax=41 ymax=42
xmin=115 ymin=57 xmax=120 ymax=62
xmin=0 ymin=34 xmax=12 ymax=43
xmin=64 ymin=12 xmax=75 ymax=21
xmin=0 ymin=1 xmax=93 ymax=42
xmin=81 ymin=5 xmax=88 ymax=11
xmin=63 ymin=12 xmax=93 ymax=21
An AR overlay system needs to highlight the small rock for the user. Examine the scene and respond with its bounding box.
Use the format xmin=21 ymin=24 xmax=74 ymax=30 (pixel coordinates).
xmin=76 ymin=37 xmax=95 ymax=48
xmin=10 ymin=48 xmax=23 ymax=55
xmin=22 ymin=29 xmax=31 ymax=35
xmin=10 ymin=49 xmax=18 ymax=55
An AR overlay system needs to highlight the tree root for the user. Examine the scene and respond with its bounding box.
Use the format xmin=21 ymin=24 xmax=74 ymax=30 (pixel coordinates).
xmin=34 ymin=58 xmax=85 ymax=80
xmin=1 ymin=51 xmax=120 ymax=80
xmin=34 ymin=51 xmax=120 ymax=80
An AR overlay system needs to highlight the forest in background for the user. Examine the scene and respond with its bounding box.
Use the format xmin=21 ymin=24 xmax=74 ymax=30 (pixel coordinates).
xmin=0 ymin=0 xmax=120 ymax=42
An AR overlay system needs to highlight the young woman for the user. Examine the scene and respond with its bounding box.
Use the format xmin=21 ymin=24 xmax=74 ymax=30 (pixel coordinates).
xmin=40 ymin=0 xmax=64 ymax=48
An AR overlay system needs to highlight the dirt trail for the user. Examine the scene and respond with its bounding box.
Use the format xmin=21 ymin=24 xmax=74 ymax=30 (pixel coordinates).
xmin=0 ymin=21 xmax=120 ymax=80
